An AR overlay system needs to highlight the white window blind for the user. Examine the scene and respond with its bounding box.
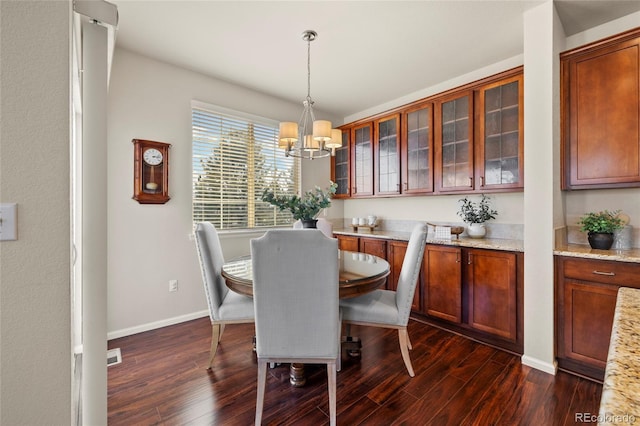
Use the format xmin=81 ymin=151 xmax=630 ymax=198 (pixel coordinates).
xmin=192 ymin=102 xmax=300 ymax=230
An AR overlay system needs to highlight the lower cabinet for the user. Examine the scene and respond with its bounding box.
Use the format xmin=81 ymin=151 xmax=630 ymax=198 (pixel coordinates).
xmin=423 ymin=245 xmax=462 ymax=323
xmin=467 ymin=249 xmax=517 ymax=341
xmin=334 ymin=234 xmax=523 ymax=354
xmin=336 ymin=234 xmax=359 ymax=252
xmin=420 ymin=245 xmax=523 ymax=354
xmin=555 ymin=256 xmax=640 ymax=381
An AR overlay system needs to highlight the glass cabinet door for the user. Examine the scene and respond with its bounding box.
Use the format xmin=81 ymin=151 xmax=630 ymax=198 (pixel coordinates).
xmin=437 ymin=92 xmax=473 ymax=192
xmin=331 ymin=128 xmax=350 ymax=198
xmin=402 ymin=103 xmax=433 ymax=194
xmin=375 ymin=114 xmax=400 ymax=195
xmin=351 ymin=122 xmax=373 ymax=196
xmin=477 ymin=74 xmax=523 ymax=189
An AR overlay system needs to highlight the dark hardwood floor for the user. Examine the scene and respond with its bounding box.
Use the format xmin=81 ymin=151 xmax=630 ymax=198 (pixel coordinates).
xmin=108 ymin=317 xmax=602 ymax=425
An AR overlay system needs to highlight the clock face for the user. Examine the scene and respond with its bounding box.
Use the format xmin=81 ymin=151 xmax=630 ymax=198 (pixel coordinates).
xmin=143 ymin=148 xmax=163 ymax=166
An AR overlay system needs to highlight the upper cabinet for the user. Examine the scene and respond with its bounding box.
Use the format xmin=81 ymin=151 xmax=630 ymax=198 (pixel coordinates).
xmin=561 ymin=28 xmax=640 ymax=190
xmin=435 ymin=91 xmax=474 ymax=192
xmin=351 ymin=122 xmax=374 ymax=197
xmin=375 ymin=114 xmax=401 ymax=195
xmin=335 ymin=66 xmax=523 ymax=199
xmin=331 ymin=128 xmax=351 ymax=199
xmin=476 ymin=74 xmax=524 ymax=190
xmin=401 ymin=102 xmax=433 ymax=194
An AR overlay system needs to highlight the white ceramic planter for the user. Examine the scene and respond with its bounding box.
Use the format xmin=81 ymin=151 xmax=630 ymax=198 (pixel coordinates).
xmin=466 ymin=223 xmax=486 ymax=239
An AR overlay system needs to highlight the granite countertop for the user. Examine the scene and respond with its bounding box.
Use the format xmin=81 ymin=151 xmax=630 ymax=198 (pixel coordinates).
xmin=598 ymin=287 xmax=640 ymax=425
xmin=554 ymin=244 xmax=640 ymax=264
xmin=333 ymin=228 xmax=524 ymax=252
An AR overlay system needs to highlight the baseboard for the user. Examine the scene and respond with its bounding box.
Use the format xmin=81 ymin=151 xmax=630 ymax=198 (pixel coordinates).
xmin=521 ymin=354 xmax=558 ymax=375
xmin=108 ymin=310 xmax=209 ymax=340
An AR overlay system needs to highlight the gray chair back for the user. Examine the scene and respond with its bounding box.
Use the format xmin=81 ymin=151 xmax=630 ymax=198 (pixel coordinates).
xmin=395 ymin=224 xmax=428 ymax=325
xmin=251 ymin=229 xmax=339 ymax=359
xmin=194 ymin=222 xmax=229 ymax=321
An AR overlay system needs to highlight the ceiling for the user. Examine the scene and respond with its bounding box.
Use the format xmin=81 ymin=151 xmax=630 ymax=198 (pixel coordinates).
xmin=111 ymin=1 xmax=640 ymax=119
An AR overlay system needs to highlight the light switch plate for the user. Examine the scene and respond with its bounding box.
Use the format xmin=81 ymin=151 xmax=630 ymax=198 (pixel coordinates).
xmin=0 ymin=203 xmax=18 ymax=241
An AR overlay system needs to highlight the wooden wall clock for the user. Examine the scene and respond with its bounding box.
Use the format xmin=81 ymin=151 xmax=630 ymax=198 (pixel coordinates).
xmin=132 ymin=139 xmax=171 ymax=204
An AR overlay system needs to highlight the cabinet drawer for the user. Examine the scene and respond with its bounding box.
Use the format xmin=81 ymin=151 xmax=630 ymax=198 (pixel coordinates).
xmin=562 ymin=258 xmax=640 ymax=286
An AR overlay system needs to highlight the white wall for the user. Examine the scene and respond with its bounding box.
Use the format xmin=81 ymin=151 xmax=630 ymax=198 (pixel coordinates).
xmin=107 ymin=49 xmax=339 ymax=336
xmin=0 ymin=1 xmax=72 ymax=424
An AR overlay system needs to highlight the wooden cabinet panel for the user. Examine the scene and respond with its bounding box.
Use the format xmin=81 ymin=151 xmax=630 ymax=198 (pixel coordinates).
xmin=555 ymin=255 xmax=640 ymax=381
xmin=435 ymin=91 xmax=474 ymax=192
xmin=336 ymin=235 xmax=359 ymax=252
xmin=374 ymin=114 xmax=401 ymax=195
xmin=387 ymin=241 xmax=419 ymax=310
xmin=423 ymin=245 xmax=462 ymax=323
xmin=360 ymin=237 xmax=387 ymax=260
xmin=476 ymin=74 xmax=523 ymax=190
xmin=351 ymin=122 xmax=374 ymax=196
xmin=466 ymin=249 xmax=517 ymax=340
xmin=330 ymin=128 xmax=351 ymax=198
xmin=561 ymin=29 xmax=640 ymax=189
xmin=401 ymin=103 xmax=433 ymax=194
xmin=561 ymin=280 xmax=617 ymax=369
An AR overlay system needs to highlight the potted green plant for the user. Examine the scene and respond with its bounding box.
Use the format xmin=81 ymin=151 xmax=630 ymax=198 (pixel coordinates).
xmin=457 ymin=194 xmax=498 ymax=239
xmin=577 ymin=210 xmax=624 ymax=250
xmin=261 ymin=181 xmax=337 ymax=228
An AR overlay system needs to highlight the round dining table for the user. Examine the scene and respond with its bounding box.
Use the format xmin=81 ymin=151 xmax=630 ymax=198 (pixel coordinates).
xmin=221 ymin=249 xmax=390 ymax=387
xmin=221 ymin=250 xmax=390 ymax=299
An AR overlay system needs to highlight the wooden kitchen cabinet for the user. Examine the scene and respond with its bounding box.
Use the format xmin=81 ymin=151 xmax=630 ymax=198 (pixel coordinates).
xmin=435 ymin=91 xmax=474 ymax=192
xmin=555 ymin=256 xmax=640 ymax=381
xmin=466 ymin=249 xmax=517 ymax=340
xmin=330 ymin=128 xmax=351 ymax=198
xmin=561 ymin=28 xmax=640 ymax=190
xmin=336 ymin=234 xmax=359 ymax=252
xmin=360 ymin=237 xmax=387 ymax=260
xmin=351 ymin=122 xmax=374 ymax=197
xmin=401 ymin=102 xmax=433 ymax=194
xmin=423 ymin=245 xmax=462 ymax=323
xmin=418 ymin=245 xmax=523 ymax=354
xmin=476 ymin=73 xmax=524 ymax=190
xmin=334 ymin=67 xmax=523 ymax=198
xmin=374 ymin=114 xmax=401 ymax=195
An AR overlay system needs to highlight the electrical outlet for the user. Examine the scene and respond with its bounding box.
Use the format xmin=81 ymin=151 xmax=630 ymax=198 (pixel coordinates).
xmin=169 ymin=280 xmax=178 ymax=292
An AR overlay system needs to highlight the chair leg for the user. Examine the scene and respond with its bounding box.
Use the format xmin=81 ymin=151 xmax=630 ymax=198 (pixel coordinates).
xmin=219 ymin=323 xmax=225 ymax=341
xmin=406 ymin=332 xmax=413 ymax=350
xmin=327 ymin=362 xmax=337 ymax=426
xmin=255 ymin=360 xmax=267 ymax=426
xmin=208 ymin=323 xmax=222 ymax=369
xmin=398 ymin=328 xmax=415 ymax=377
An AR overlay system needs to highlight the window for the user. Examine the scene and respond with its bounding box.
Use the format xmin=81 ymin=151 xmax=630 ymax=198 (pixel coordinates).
xmin=192 ymin=101 xmax=300 ymax=230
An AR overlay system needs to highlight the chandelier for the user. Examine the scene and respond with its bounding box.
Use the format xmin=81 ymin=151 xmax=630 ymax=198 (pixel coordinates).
xmin=279 ymin=30 xmax=342 ymax=159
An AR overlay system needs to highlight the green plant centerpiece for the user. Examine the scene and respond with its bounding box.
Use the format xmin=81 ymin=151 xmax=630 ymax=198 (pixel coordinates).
xmin=457 ymin=194 xmax=498 ymax=239
xmin=577 ymin=210 xmax=624 ymax=250
xmin=261 ymin=181 xmax=337 ymax=227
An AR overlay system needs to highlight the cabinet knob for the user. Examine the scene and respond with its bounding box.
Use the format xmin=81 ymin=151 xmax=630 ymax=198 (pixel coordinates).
xmin=404 ymin=182 xmax=408 ymax=190
xmin=480 ymin=176 xmax=485 ymax=187
xmin=468 ymin=253 xmax=472 ymax=265
xmin=469 ymin=177 xmax=473 ymax=188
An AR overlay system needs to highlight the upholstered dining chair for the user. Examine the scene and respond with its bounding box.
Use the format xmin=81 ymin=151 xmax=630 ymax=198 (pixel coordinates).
xmin=251 ymin=229 xmax=340 ymax=426
xmin=340 ymin=223 xmax=428 ymax=377
xmin=194 ymin=222 xmax=254 ymax=369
